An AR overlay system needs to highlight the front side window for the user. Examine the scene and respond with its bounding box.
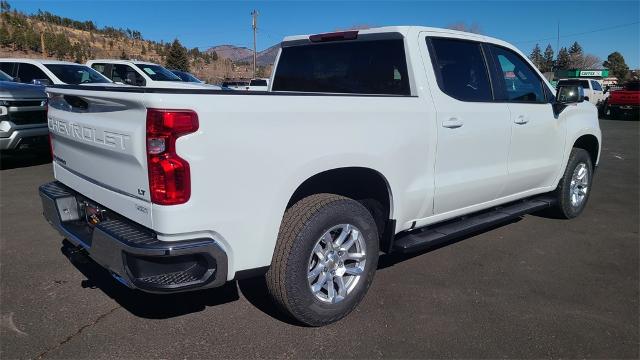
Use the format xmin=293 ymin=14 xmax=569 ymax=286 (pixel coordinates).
xmin=490 ymin=46 xmax=544 ymax=102
xmin=16 ymin=63 xmax=50 ymax=84
xmin=91 ymin=63 xmax=107 ymax=75
xmin=429 ymin=38 xmax=492 ymax=102
xmin=44 ymin=64 xmax=110 ymax=84
xmin=273 ymin=39 xmax=410 ymax=95
xmin=134 ymin=64 xmax=181 ymax=81
xmin=591 ymin=80 xmax=602 ymax=91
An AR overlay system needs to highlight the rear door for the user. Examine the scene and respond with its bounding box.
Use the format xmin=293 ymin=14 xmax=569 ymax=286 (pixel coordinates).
xmin=486 ymin=44 xmax=565 ymax=196
xmin=590 ymin=80 xmax=604 ymax=104
xmin=426 ymin=37 xmax=511 ymax=214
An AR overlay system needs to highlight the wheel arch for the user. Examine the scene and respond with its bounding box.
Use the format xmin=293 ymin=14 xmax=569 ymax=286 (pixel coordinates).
xmin=573 ymin=133 xmax=600 ymax=166
xmin=286 ymin=167 xmax=395 ymax=245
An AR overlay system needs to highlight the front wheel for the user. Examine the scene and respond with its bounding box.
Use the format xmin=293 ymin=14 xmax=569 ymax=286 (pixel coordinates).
xmin=265 ymin=193 xmax=379 ymax=326
xmin=550 ymin=148 xmax=593 ymax=219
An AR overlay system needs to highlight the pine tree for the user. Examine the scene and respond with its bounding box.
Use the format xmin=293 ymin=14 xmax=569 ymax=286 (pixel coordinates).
xmin=165 ymin=39 xmax=189 ymax=71
xmin=529 ymin=44 xmax=543 ymax=71
xmin=603 ymin=52 xmax=629 ymax=82
xmin=542 ymin=44 xmax=554 ymax=73
xmin=568 ymin=41 xmax=584 ymax=69
xmin=556 ymin=47 xmax=570 ymax=70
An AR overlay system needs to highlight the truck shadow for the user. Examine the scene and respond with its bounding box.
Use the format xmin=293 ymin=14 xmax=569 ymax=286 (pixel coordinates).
xmin=59 ymin=217 xmax=524 ymax=325
xmin=0 ymin=149 xmax=51 ymax=170
xmin=60 ymin=240 xmax=240 ymax=319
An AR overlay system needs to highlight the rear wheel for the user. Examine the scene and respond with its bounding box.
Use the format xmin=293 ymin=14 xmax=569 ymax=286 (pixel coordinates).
xmin=550 ymin=148 xmax=593 ymax=219
xmin=265 ymin=193 xmax=379 ymax=326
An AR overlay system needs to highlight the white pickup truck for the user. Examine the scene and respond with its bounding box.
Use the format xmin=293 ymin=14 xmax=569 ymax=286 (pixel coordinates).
xmin=40 ymin=26 xmax=601 ymax=326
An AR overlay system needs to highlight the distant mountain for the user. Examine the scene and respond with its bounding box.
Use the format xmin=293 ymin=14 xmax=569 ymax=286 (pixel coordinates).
xmin=239 ymin=44 xmax=280 ymax=67
xmin=206 ymin=45 xmax=253 ymax=62
xmin=208 ymin=44 xmax=280 ymax=66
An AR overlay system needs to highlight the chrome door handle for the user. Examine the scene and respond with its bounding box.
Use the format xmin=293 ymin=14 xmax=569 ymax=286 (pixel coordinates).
xmin=514 ymin=115 xmax=529 ymax=125
xmin=442 ymin=117 xmax=463 ymax=129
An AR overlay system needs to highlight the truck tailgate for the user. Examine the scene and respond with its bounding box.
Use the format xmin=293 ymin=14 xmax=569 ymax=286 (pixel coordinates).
xmin=47 ymin=87 xmax=152 ymax=226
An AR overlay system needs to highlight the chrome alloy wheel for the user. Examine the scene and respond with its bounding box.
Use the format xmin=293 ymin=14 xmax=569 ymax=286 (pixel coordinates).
xmin=569 ymin=162 xmax=589 ymax=207
xmin=307 ymin=224 xmax=367 ymax=304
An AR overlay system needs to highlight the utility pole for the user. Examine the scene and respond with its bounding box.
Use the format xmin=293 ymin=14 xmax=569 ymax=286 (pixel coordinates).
xmin=556 ymin=21 xmax=560 ymax=54
xmin=251 ymin=9 xmax=258 ymax=78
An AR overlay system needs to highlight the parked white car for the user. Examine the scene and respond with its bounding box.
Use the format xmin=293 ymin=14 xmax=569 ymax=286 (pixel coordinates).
xmin=0 ymin=58 xmax=112 ymax=85
xmin=41 ymin=26 xmax=601 ymax=326
xmin=557 ymin=78 xmax=608 ymax=107
xmin=87 ymin=59 xmax=214 ymax=89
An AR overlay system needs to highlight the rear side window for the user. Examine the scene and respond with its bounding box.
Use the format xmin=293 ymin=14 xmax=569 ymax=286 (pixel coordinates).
xmin=272 ymin=39 xmax=410 ymax=95
xmin=16 ymin=63 xmax=50 ymax=84
xmin=0 ymin=62 xmax=15 ymax=77
xmin=489 ymin=45 xmax=545 ymax=102
xmin=428 ymin=38 xmax=492 ymax=102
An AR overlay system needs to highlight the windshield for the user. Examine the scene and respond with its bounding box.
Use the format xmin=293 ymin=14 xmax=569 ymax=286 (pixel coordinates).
xmin=624 ymin=81 xmax=640 ymax=91
xmin=44 ymin=64 xmax=110 ymax=84
xmin=135 ymin=64 xmax=181 ymax=81
xmin=172 ymin=70 xmax=202 ymax=83
xmin=0 ymin=69 xmax=12 ymax=81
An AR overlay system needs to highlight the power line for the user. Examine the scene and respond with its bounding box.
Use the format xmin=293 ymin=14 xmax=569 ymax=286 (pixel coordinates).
xmin=515 ymin=21 xmax=640 ymax=45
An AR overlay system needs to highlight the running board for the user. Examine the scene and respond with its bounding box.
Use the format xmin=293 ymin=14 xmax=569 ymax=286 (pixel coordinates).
xmin=392 ymin=196 xmax=555 ymax=254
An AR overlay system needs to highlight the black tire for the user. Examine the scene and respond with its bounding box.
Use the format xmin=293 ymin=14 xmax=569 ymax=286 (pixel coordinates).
xmin=265 ymin=193 xmax=379 ymax=326
xmin=550 ymin=148 xmax=593 ymax=219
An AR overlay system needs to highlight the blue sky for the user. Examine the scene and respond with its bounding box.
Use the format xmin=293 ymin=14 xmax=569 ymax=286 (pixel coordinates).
xmin=9 ymin=0 xmax=640 ymax=67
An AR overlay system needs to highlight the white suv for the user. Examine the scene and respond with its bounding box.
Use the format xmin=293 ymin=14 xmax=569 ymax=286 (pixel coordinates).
xmin=87 ymin=59 xmax=213 ymax=89
xmin=0 ymin=58 xmax=111 ymax=85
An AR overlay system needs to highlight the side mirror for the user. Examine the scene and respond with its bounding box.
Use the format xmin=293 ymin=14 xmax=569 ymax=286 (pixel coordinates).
xmin=553 ymin=85 xmax=584 ymax=116
xmin=556 ymin=85 xmax=584 ymax=104
xmin=32 ymin=78 xmax=51 ymax=86
xmin=603 ymin=86 xmax=609 ymax=94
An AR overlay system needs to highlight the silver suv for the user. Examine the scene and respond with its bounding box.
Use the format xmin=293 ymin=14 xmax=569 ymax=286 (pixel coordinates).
xmin=0 ymin=70 xmax=48 ymax=152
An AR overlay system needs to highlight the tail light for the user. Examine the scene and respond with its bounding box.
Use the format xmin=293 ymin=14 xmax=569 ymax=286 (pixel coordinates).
xmin=146 ymin=109 xmax=199 ymax=205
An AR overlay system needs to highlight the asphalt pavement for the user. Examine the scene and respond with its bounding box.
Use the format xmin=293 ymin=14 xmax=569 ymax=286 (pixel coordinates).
xmin=1 ymin=117 xmax=638 ymax=359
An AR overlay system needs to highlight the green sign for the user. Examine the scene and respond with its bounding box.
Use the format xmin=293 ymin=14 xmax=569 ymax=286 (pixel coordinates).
xmin=579 ymin=70 xmax=608 ymax=77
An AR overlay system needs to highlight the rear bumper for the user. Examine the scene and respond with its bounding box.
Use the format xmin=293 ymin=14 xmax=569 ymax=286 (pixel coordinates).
xmin=39 ymin=181 xmax=228 ymax=293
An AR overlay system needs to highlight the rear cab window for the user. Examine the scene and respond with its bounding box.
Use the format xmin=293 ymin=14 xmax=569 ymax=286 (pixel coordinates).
xmin=250 ymin=79 xmax=268 ymax=86
xmin=272 ymin=37 xmax=410 ymax=95
xmin=558 ymin=79 xmax=590 ymax=90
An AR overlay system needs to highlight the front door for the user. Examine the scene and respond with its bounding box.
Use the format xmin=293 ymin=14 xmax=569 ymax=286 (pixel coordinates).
xmin=486 ymin=44 xmax=566 ymax=196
